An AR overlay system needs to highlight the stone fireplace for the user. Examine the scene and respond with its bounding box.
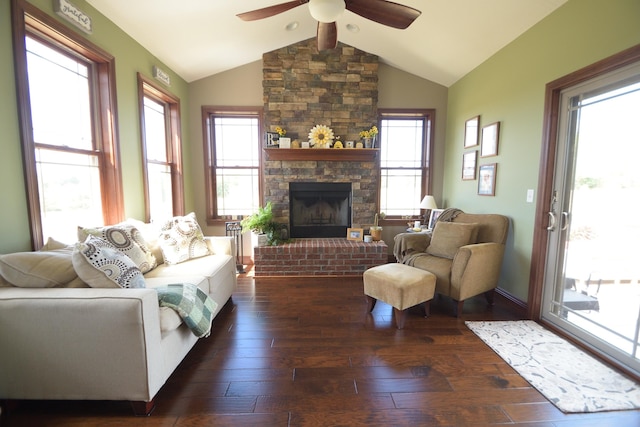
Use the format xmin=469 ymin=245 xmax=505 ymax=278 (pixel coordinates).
xmin=262 ymin=39 xmax=379 ymax=230
xmin=289 ymin=182 xmax=351 ymax=238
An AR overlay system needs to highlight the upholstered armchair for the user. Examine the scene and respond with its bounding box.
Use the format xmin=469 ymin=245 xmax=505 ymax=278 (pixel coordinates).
xmin=393 ymin=211 xmax=509 ymax=316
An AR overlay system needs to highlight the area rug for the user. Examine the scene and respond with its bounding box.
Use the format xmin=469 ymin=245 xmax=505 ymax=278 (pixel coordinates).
xmin=465 ymin=320 xmax=640 ymax=413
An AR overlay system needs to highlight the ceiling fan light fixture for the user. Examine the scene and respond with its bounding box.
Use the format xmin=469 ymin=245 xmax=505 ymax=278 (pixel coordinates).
xmin=308 ymin=0 xmax=345 ymax=23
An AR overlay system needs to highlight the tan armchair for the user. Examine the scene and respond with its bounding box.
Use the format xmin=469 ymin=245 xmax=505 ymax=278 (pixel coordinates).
xmin=393 ymin=211 xmax=509 ymax=316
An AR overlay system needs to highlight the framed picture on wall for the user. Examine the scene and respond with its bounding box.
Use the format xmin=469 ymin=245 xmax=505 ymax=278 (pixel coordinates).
xmin=478 ymin=163 xmax=497 ymax=196
xmin=480 ymin=122 xmax=500 ymax=157
xmin=464 ymin=115 xmax=480 ymax=148
xmin=462 ymin=151 xmax=477 ymax=180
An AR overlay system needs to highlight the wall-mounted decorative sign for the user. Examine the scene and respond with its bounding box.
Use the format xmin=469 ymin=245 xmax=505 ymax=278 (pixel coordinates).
xmin=152 ymin=66 xmax=171 ymax=86
xmin=53 ymin=0 xmax=92 ymax=34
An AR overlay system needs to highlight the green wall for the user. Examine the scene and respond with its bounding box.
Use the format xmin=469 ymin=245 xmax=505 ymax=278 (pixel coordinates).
xmin=445 ymin=0 xmax=640 ymax=301
xmin=0 ymin=0 xmax=190 ymax=253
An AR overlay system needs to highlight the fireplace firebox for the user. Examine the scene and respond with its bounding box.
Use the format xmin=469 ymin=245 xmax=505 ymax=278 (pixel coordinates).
xmin=289 ymin=182 xmax=352 ymax=238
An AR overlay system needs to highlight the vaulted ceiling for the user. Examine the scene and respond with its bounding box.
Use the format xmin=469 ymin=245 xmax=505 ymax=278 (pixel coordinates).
xmin=86 ymin=0 xmax=567 ymax=87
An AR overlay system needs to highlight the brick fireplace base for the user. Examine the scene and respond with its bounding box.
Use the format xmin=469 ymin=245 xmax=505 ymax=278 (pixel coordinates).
xmin=253 ymin=238 xmax=388 ymax=277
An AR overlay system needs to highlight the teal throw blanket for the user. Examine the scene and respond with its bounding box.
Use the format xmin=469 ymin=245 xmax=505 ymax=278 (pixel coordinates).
xmin=156 ymin=284 xmax=218 ymax=338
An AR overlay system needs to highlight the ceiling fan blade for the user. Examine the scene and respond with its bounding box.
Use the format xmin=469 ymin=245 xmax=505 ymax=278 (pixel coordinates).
xmin=317 ymin=22 xmax=338 ymax=51
xmin=237 ymin=0 xmax=308 ymax=21
xmin=346 ymin=0 xmax=421 ymax=29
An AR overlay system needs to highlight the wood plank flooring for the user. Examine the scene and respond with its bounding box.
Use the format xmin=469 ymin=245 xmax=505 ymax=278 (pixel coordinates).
xmin=3 ymin=272 xmax=640 ymax=426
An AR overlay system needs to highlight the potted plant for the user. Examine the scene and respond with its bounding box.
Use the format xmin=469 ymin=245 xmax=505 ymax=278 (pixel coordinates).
xmin=359 ymin=125 xmax=379 ymax=148
xmin=241 ymin=202 xmax=287 ymax=246
xmin=370 ymin=212 xmax=385 ymax=241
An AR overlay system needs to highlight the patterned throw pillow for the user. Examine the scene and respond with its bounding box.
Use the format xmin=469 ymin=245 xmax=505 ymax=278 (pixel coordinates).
xmin=158 ymin=212 xmax=211 ymax=265
xmin=72 ymin=235 xmax=146 ymax=289
xmin=78 ymin=224 xmax=157 ymax=273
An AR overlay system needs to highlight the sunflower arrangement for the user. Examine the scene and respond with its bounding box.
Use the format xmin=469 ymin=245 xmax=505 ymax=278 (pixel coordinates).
xmin=275 ymin=126 xmax=286 ymax=137
xmin=308 ymin=124 xmax=335 ymax=148
xmin=359 ymin=125 xmax=379 ymax=139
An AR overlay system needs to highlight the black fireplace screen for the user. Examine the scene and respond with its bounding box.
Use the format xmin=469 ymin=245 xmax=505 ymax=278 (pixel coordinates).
xmin=289 ymin=182 xmax=352 ymax=238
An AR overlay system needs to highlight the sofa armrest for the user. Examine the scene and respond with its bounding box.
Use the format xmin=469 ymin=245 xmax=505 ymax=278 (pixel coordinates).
xmin=393 ymin=232 xmax=432 ymax=263
xmin=204 ymin=236 xmax=235 ymax=257
xmin=0 ymin=288 xmax=165 ymax=402
xmin=450 ymin=243 xmax=506 ymax=300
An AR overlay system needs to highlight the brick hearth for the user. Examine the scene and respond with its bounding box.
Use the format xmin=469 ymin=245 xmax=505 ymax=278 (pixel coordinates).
xmin=253 ymin=238 xmax=388 ymax=277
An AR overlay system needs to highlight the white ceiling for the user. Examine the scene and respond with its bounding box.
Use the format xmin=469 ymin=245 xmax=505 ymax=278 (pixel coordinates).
xmin=86 ymin=0 xmax=567 ymax=87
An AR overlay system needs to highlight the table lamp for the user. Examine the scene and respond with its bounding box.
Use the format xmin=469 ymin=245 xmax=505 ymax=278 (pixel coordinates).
xmin=419 ymin=195 xmax=437 ymax=223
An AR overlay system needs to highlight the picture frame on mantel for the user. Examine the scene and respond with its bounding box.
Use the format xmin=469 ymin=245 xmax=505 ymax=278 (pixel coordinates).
xmin=464 ymin=115 xmax=480 ymax=148
xmin=347 ymin=228 xmax=363 ymax=241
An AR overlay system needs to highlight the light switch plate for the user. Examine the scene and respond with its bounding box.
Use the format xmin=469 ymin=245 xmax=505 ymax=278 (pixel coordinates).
xmin=526 ymin=189 xmax=534 ymax=203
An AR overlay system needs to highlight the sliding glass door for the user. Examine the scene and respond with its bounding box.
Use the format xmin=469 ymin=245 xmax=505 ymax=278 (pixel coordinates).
xmin=541 ymin=61 xmax=640 ymax=376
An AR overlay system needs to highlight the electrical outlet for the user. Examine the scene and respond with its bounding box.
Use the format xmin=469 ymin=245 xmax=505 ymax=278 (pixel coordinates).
xmin=526 ymin=189 xmax=534 ymax=203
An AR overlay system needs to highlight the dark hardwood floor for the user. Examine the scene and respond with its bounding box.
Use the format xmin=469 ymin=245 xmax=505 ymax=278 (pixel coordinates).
xmin=3 ymin=270 xmax=640 ymax=426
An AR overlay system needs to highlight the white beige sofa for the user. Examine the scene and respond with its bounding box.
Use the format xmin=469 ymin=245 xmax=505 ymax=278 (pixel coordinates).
xmin=0 ymin=218 xmax=237 ymax=416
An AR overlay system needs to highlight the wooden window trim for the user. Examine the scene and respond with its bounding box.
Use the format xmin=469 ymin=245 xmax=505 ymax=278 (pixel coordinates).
xmin=137 ymin=73 xmax=184 ymax=221
xmin=377 ymin=108 xmax=435 ymax=224
xmin=201 ymin=106 xmax=264 ymax=225
xmin=11 ymin=0 xmax=123 ymax=249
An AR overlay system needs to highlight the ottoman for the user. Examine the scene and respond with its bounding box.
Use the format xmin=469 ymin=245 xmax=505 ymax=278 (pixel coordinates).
xmin=363 ymin=263 xmax=436 ymax=329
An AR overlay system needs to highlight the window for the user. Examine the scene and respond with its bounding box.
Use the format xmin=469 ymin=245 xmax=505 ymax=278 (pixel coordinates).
xmin=138 ymin=74 xmax=184 ymax=222
xmin=378 ymin=109 xmax=434 ymax=217
xmin=202 ymin=107 xmax=263 ymax=223
xmin=12 ymin=0 xmax=123 ymax=248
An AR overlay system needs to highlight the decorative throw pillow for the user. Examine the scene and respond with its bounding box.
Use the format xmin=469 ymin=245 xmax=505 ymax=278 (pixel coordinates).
xmin=158 ymin=212 xmax=211 ymax=265
xmin=72 ymin=235 xmax=146 ymax=289
xmin=41 ymin=237 xmax=74 ymax=251
xmin=124 ymin=218 xmax=164 ymax=264
xmin=426 ymin=222 xmax=479 ymax=259
xmin=78 ymin=224 xmax=157 ymax=273
xmin=0 ymin=250 xmax=78 ymax=288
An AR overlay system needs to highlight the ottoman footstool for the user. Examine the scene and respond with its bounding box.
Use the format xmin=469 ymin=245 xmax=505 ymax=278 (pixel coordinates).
xmin=363 ymin=263 xmax=436 ymax=329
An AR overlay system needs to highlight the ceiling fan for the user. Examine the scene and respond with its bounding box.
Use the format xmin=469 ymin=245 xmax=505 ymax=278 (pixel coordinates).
xmin=237 ymin=0 xmax=421 ymax=51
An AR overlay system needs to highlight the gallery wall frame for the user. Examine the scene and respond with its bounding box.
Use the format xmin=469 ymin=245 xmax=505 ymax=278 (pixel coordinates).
xmin=462 ymin=151 xmax=477 ymax=180
xmin=478 ymin=163 xmax=497 ymax=196
xmin=464 ymin=115 xmax=480 ymax=148
xmin=481 ymin=121 xmax=500 ymax=157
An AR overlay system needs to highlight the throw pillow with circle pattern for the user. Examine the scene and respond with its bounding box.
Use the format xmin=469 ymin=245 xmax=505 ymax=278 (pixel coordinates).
xmin=158 ymin=212 xmax=212 ymax=265
xmin=72 ymin=235 xmax=146 ymax=289
xmin=78 ymin=224 xmax=157 ymax=273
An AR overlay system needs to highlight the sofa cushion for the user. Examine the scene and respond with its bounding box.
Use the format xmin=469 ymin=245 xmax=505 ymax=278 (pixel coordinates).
xmin=158 ymin=212 xmax=211 ymax=265
xmin=426 ymin=222 xmax=479 ymax=259
xmin=72 ymin=235 xmax=146 ymax=289
xmin=78 ymin=224 xmax=157 ymax=273
xmin=0 ymin=250 xmax=79 ymax=288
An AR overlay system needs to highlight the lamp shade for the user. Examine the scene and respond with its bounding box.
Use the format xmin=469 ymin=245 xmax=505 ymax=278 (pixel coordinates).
xmin=309 ymin=0 xmax=346 ymax=23
xmin=420 ymin=195 xmax=437 ymax=210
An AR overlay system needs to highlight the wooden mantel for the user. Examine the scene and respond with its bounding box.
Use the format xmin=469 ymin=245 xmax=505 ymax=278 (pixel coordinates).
xmin=263 ymin=148 xmax=379 ymax=162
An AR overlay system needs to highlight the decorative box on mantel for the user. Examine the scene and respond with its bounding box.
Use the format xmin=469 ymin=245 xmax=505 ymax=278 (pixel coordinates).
xmin=263 ymin=148 xmax=379 ymax=162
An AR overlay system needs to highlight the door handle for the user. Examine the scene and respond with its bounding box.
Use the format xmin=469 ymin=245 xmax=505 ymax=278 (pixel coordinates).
xmin=561 ymin=212 xmax=569 ymax=231
xmin=547 ymin=211 xmax=557 ymax=231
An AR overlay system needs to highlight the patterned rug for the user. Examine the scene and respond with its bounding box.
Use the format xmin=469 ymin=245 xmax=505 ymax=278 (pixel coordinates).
xmin=466 ymin=320 xmax=640 ymax=413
